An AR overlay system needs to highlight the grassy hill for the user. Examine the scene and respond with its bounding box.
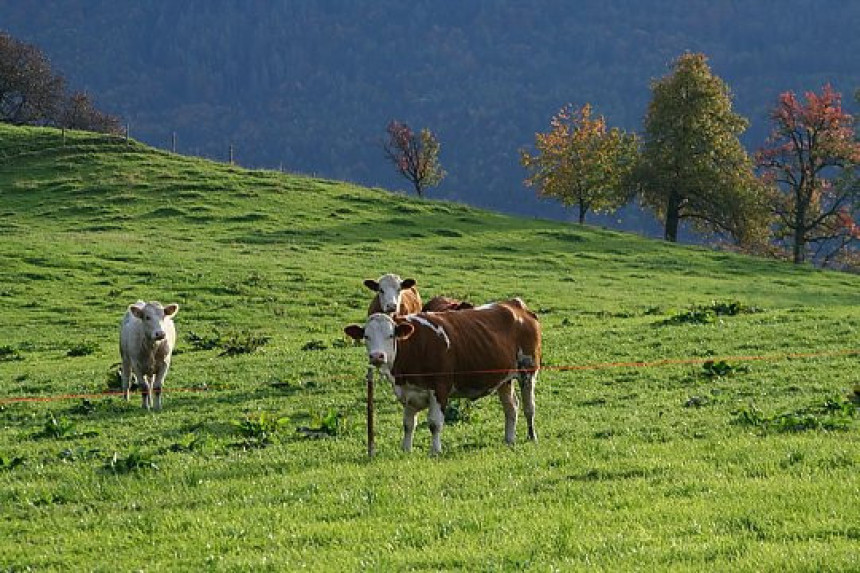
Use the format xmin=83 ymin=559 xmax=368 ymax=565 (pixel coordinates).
xmin=1 ymin=124 xmax=859 ymax=571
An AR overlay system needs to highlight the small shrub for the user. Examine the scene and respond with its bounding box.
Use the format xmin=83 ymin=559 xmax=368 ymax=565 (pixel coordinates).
xmin=67 ymin=341 xmax=98 ymax=357
xmin=106 ymin=448 xmax=159 ymax=473
xmin=0 ymin=345 xmax=23 ymax=362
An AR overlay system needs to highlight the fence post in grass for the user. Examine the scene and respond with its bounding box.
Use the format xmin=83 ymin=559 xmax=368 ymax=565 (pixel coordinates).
xmin=366 ymin=367 xmax=375 ymax=457
xmin=229 ymin=144 xmax=234 ymax=165
xmin=125 ymin=123 xmax=130 ymax=143
xmin=172 ymin=132 xmax=177 ymax=153
xmin=61 ymin=127 xmax=65 ymax=146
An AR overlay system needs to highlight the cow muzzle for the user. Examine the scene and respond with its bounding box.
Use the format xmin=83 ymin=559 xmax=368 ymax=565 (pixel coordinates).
xmin=368 ymin=352 xmax=386 ymax=367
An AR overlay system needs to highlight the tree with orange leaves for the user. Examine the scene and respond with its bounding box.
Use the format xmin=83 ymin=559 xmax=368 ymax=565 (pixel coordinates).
xmin=520 ymin=103 xmax=637 ymax=224
xmin=756 ymin=85 xmax=860 ymax=264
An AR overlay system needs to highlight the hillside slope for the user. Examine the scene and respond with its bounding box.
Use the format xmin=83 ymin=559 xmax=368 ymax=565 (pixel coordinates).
xmin=1 ymin=125 xmax=859 ymax=570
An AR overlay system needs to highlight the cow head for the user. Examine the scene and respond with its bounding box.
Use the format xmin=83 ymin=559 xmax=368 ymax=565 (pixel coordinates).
xmin=129 ymin=301 xmax=179 ymax=342
xmin=364 ymin=274 xmax=416 ymax=314
xmin=345 ymin=313 xmax=414 ymax=368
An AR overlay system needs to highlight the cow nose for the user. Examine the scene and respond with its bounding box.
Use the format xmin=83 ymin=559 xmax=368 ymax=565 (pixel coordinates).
xmin=383 ymin=304 xmax=396 ymax=313
xmin=369 ymin=352 xmax=386 ymax=366
xmin=154 ymin=331 xmax=166 ymax=341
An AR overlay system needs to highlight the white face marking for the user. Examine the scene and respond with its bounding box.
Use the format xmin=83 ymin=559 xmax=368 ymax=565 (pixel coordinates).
xmin=407 ymin=315 xmax=450 ymax=348
xmin=135 ymin=303 xmax=171 ymax=342
xmin=376 ymin=273 xmax=405 ymax=313
xmin=363 ymin=314 xmax=399 ymax=367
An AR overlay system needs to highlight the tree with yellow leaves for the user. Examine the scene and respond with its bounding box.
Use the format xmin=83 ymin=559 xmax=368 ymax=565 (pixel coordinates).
xmin=521 ymin=103 xmax=638 ymax=224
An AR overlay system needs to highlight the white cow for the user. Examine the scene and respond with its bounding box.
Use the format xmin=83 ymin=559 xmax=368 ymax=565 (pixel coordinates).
xmin=119 ymin=300 xmax=179 ymax=410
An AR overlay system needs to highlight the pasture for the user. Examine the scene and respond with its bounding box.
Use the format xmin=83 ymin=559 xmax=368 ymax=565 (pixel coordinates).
xmin=1 ymin=124 xmax=858 ymax=571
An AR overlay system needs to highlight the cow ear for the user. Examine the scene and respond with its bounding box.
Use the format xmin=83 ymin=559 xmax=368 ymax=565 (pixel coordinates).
xmin=129 ymin=305 xmax=145 ymax=319
xmin=363 ymin=279 xmax=379 ymax=292
xmin=457 ymin=301 xmax=474 ymax=310
xmin=344 ymin=325 xmax=365 ymax=340
xmin=400 ymin=278 xmax=416 ymax=289
xmin=394 ymin=322 xmax=415 ymax=339
xmin=164 ymin=303 xmax=179 ymax=317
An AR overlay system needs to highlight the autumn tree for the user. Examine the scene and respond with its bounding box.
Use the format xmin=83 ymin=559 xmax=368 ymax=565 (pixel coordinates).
xmin=383 ymin=120 xmax=445 ymax=198
xmin=61 ymin=91 xmax=122 ymax=135
xmin=756 ymin=85 xmax=860 ymax=264
xmin=0 ymin=32 xmax=65 ymax=125
xmin=520 ymin=103 xmax=638 ymax=224
xmin=0 ymin=32 xmax=120 ymax=133
xmin=637 ymin=52 xmax=768 ymax=246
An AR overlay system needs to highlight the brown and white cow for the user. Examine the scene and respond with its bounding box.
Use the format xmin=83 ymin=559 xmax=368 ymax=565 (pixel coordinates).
xmin=344 ymin=299 xmax=540 ymax=454
xmin=421 ymin=295 xmax=474 ymax=313
xmin=364 ymin=273 xmax=422 ymax=315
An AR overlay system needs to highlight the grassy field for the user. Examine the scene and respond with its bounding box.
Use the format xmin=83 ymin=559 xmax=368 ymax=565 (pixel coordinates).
xmin=1 ymin=124 xmax=859 ymax=571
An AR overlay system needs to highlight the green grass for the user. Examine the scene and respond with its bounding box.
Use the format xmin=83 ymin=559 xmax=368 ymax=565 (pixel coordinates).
xmin=1 ymin=124 xmax=859 ymax=571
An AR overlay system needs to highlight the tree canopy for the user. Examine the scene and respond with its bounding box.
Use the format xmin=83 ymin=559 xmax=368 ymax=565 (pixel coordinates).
xmin=520 ymin=103 xmax=637 ymax=223
xmin=637 ymin=52 xmax=768 ymax=246
xmin=756 ymin=85 xmax=860 ymax=264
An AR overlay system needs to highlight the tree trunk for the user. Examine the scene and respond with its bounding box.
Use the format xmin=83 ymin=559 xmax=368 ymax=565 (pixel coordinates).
xmin=413 ymin=179 xmax=423 ymax=198
xmin=664 ymin=190 xmax=680 ymax=242
xmin=578 ymin=199 xmax=586 ymax=224
xmin=793 ymin=223 xmax=805 ymax=264
xmin=793 ymin=193 xmax=806 ymax=264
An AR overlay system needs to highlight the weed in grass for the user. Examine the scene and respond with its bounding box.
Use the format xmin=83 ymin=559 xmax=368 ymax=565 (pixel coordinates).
xmin=231 ymin=412 xmax=290 ymax=447
xmin=219 ymin=332 xmax=269 ymax=356
xmin=701 ymin=360 xmax=750 ymax=379
xmin=661 ymin=300 xmax=764 ymax=325
xmin=58 ymin=447 xmax=102 ymax=463
xmin=186 ymin=330 xmax=270 ymax=356
xmin=165 ymin=433 xmax=212 ymax=454
xmin=732 ymin=397 xmax=857 ymax=433
xmin=105 ymin=448 xmax=159 ymax=474
xmin=444 ymin=398 xmax=479 ymax=425
xmin=0 ymin=453 xmax=26 ymax=471
xmin=67 ymin=341 xmax=98 ymax=357
xmin=35 ymin=412 xmax=78 ymax=439
xmin=301 ymin=339 xmax=327 ymax=351
xmin=297 ymin=408 xmax=348 ymax=438
xmin=0 ymin=345 xmax=23 ymax=361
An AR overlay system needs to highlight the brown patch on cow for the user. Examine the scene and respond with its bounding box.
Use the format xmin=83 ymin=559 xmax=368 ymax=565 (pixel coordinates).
xmin=421 ymin=296 xmax=474 ymax=313
xmin=391 ymin=300 xmax=541 ymax=409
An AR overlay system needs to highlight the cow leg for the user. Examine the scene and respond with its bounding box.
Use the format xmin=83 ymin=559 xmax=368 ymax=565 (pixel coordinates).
xmin=401 ymin=405 xmax=419 ymax=452
xmin=120 ymin=358 xmax=131 ymax=401
xmin=138 ymin=372 xmax=151 ymax=410
xmin=519 ymin=371 xmax=538 ymax=442
xmin=427 ymin=394 xmax=445 ymax=455
xmin=497 ymin=380 xmax=519 ymax=445
xmin=153 ymin=363 xmax=170 ymax=411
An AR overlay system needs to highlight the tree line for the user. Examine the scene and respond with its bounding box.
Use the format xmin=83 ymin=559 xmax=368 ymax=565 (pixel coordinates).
xmin=0 ymin=33 xmax=120 ymax=134
xmin=394 ymin=53 xmax=859 ymax=267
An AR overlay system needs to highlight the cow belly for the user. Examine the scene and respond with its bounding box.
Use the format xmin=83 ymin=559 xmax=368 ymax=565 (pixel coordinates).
xmin=452 ymin=372 xmax=515 ymax=400
xmin=393 ymin=383 xmax=433 ymax=410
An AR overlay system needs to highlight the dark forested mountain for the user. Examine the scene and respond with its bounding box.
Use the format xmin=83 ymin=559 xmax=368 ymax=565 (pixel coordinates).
xmin=2 ymin=1 xmax=858 ymax=232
